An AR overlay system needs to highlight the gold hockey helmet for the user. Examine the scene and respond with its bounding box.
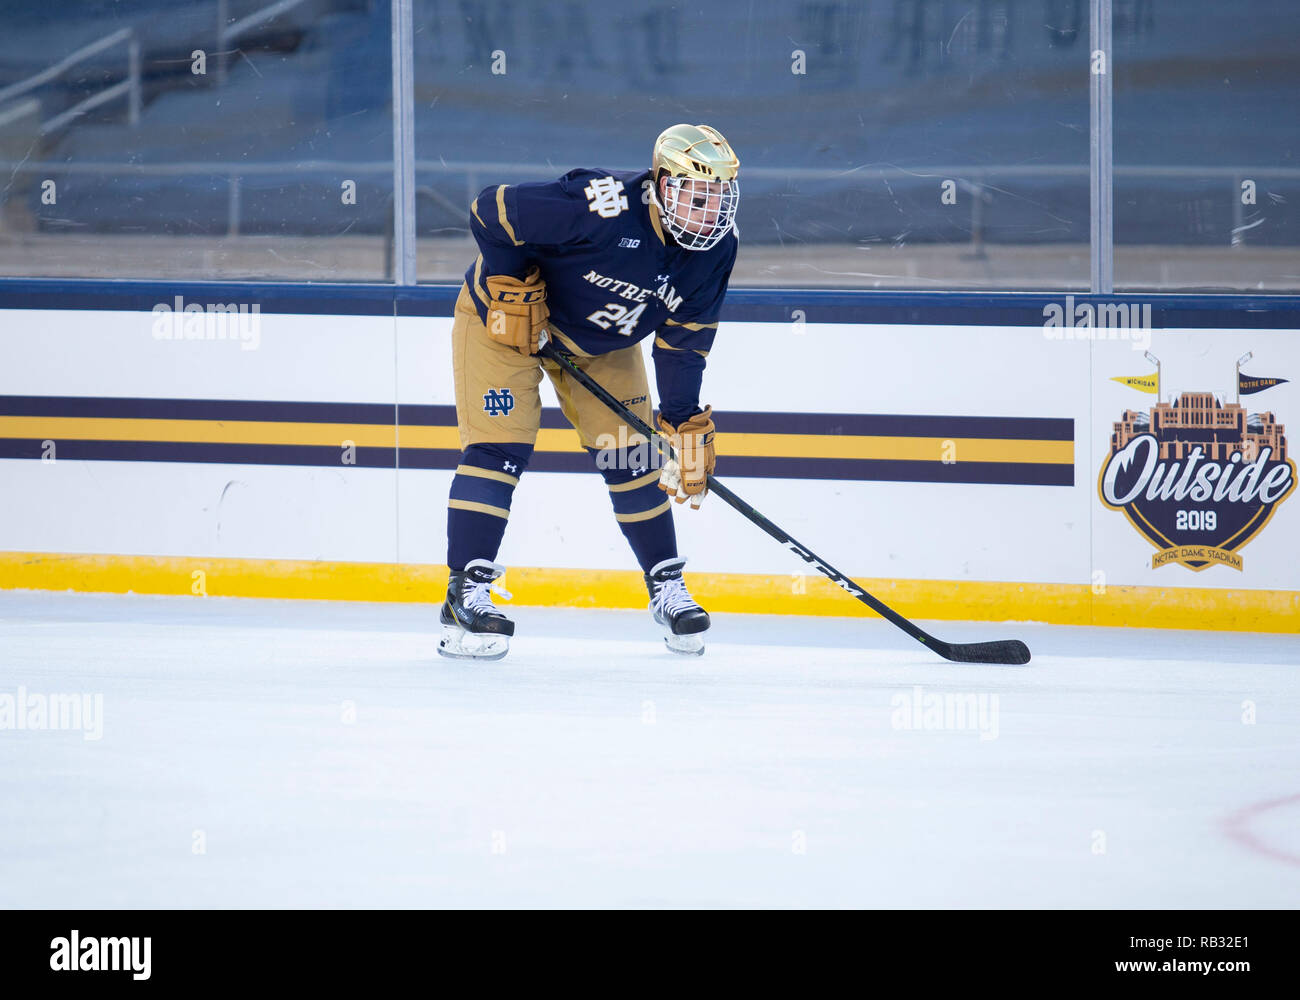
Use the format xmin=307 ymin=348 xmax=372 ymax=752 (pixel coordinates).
xmin=650 ymin=124 xmax=739 ymax=251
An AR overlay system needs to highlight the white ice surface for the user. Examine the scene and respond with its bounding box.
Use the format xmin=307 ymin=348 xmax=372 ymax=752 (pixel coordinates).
xmin=1 ymin=590 xmax=1297 ymax=909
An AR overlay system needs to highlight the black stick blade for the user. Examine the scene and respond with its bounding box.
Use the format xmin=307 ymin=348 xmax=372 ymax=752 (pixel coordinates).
xmin=938 ymin=639 xmax=1032 ymax=665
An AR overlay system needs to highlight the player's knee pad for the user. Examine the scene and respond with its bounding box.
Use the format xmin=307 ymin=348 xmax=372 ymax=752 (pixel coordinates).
xmin=589 ymin=446 xmax=671 ymax=523
xmin=450 ymin=443 xmax=534 ymax=516
xmin=462 ymin=442 xmax=532 ymax=478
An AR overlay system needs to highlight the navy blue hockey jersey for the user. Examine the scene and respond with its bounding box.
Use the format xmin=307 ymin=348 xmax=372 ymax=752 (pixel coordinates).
xmin=463 ymin=168 xmax=738 ymax=426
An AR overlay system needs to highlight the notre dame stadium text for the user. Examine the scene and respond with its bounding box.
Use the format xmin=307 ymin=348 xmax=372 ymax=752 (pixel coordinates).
xmin=581 ymin=270 xmax=683 ymax=313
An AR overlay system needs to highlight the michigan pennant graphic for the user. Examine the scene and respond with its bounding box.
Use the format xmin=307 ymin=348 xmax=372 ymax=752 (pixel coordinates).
xmin=1109 ymin=373 xmax=1159 ymax=394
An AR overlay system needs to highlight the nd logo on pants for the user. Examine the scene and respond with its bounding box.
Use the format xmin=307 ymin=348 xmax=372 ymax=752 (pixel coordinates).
xmin=483 ymin=388 xmax=515 ymax=416
xmin=452 ymin=284 xmax=654 ymax=450
xmin=446 ymin=282 xmax=675 ymax=576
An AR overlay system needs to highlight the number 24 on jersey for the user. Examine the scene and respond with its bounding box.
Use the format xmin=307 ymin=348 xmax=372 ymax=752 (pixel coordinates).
xmin=587 ymin=301 xmax=647 ymax=336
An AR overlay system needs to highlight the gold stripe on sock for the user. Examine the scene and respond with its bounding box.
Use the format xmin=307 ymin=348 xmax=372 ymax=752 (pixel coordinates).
xmin=608 ymin=473 xmax=662 ymax=493
xmin=449 ymin=499 xmax=511 ymax=520
xmin=614 ymin=499 xmax=672 ymax=523
xmin=455 ymin=464 xmax=520 ymax=487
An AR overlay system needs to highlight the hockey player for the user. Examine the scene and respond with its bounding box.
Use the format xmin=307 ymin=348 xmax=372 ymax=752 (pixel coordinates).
xmin=438 ymin=123 xmax=740 ymax=661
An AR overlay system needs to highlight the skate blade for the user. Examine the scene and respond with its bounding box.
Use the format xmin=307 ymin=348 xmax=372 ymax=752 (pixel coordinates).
xmin=663 ymin=632 xmax=705 ymax=656
xmin=438 ymin=624 xmax=509 ymax=661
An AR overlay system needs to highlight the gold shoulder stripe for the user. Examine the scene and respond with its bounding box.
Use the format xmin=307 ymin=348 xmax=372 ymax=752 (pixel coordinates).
xmin=470 ymin=195 xmax=487 ymax=231
xmin=496 ymin=185 xmax=522 ymax=246
xmin=663 ymin=319 xmax=718 ymax=331
xmin=467 ymin=255 xmax=489 ymax=310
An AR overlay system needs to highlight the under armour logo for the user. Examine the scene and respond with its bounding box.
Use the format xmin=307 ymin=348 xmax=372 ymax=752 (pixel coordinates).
xmin=503 ymin=461 xmax=518 ymax=473
xmin=483 ymin=388 xmax=515 ymax=416
xmin=656 ymin=274 xmax=670 ymax=283
xmin=584 ymin=176 xmax=628 ymax=218
xmin=630 ymin=466 xmax=647 ymax=477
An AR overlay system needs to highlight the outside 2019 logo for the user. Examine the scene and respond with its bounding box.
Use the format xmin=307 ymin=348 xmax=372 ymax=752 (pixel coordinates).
xmin=1099 ymin=356 xmax=1295 ymax=571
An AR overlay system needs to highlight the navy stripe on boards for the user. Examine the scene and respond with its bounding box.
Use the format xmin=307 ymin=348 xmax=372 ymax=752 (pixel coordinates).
xmin=0 ymin=438 xmax=394 ymax=468
xmin=0 ymin=395 xmax=397 ymax=424
xmin=3 ymin=278 xmax=1300 ymax=329
xmin=0 ymin=438 xmax=1073 ymax=486
xmin=0 ymin=396 xmax=1073 ymax=443
xmin=391 ymin=450 xmax=1079 ymax=488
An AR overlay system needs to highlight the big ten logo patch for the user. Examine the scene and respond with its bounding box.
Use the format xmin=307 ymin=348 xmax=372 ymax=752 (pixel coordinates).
xmin=483 ymin=388 xmax=515 ymax=416
xmin=1099 ymin=366 xmax=1295 ymax=572
xmin=585 ymin=176 xmax=628 ymax=218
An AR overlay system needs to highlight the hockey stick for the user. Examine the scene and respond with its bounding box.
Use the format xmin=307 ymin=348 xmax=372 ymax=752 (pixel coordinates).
xmin=538 ymin=341 xmax=1031 ymax=665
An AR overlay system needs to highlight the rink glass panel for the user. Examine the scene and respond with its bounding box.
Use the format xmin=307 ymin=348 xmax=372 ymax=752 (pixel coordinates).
xmin=411 ymin=0 xmax=1091 ymax=291
xmin=1112 ymin=1 xmax=1300 ymax=292
xmin=0 ymin=0 xmax=394 ymax=281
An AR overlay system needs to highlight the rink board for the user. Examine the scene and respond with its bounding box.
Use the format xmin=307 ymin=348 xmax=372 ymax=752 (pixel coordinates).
xmin=1 ymin=284 xmax=1298 ymax=631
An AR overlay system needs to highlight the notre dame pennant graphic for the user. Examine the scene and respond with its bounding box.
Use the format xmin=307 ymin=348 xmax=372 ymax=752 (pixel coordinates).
xmin=1099 ymin=375 xmax=1295 ymax=571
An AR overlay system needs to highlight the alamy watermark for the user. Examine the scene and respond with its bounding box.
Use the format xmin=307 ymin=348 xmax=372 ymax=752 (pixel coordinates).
xmin=890 ymin=685 xmax=999 ymax=741
xmin=593 ymin=422 xmax=670 ymax=472
xmin=0 ymin=687 xmax=103 ymax=741
xmin=50 ymin=931 xmax=150 ymax=980
xmin=1043 ymin=295 xmax=1152 ymax=351
xmin=152 ymin=294 xmax=261 ymax=350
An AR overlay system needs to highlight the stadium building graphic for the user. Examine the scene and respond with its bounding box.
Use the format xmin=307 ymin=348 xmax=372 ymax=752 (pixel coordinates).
xmin=1099 ymin=378 xmax=1295 ymax=571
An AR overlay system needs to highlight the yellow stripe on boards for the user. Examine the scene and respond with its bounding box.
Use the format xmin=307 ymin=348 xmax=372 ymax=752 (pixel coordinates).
xmin=0 ymin=416 xmax=397 ymax=448
xmin=0 ymin=416 xmax=1072 ymax=465
xmin=381 ymin=426 xmax=467 ymax=449
xmin=0 ymin=551 xmax=1293 ymax=634
xmin=719 ymin=433 xmax=1073 ymax=464
xmin=399 ymin=427 xmax=588 ymax=452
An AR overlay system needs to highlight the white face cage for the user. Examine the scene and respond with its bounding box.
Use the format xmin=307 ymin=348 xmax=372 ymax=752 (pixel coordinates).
xmin=655 ymin=176 xmax=739 ymax=251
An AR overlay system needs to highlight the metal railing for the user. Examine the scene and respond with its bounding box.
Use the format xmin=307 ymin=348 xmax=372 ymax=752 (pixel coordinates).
xmin=0 ymin=159 xmax=1296 ymax=251
xmin=0 ymin=28 xmax=141 ymax=136
xmin=216 ymin=0 xmax=311 ymax=84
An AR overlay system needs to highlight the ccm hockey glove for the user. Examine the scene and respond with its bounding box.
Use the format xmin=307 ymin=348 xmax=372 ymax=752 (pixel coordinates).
xmin=484 ymin=266 xmax=549 ymax=355
xmin=657 ymin=406 xmax=715 ymax=509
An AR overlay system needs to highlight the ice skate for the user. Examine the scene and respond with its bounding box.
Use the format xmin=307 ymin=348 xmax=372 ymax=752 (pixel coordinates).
xmin=645 ymin=556 xmax=710 ymax=655
xmin=437 ymin=559 xmax=515 ymax=661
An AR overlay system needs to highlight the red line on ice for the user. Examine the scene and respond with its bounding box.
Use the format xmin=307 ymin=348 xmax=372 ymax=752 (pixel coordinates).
xmin=1222 ymin=793 xmax=1300 ymax=868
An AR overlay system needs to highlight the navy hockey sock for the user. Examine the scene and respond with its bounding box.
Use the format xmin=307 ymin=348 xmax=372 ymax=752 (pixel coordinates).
xmin=591 ymin=446 xmax=677 ymax=573
xmin=446 ymin=442 xmax=532 ymax=571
